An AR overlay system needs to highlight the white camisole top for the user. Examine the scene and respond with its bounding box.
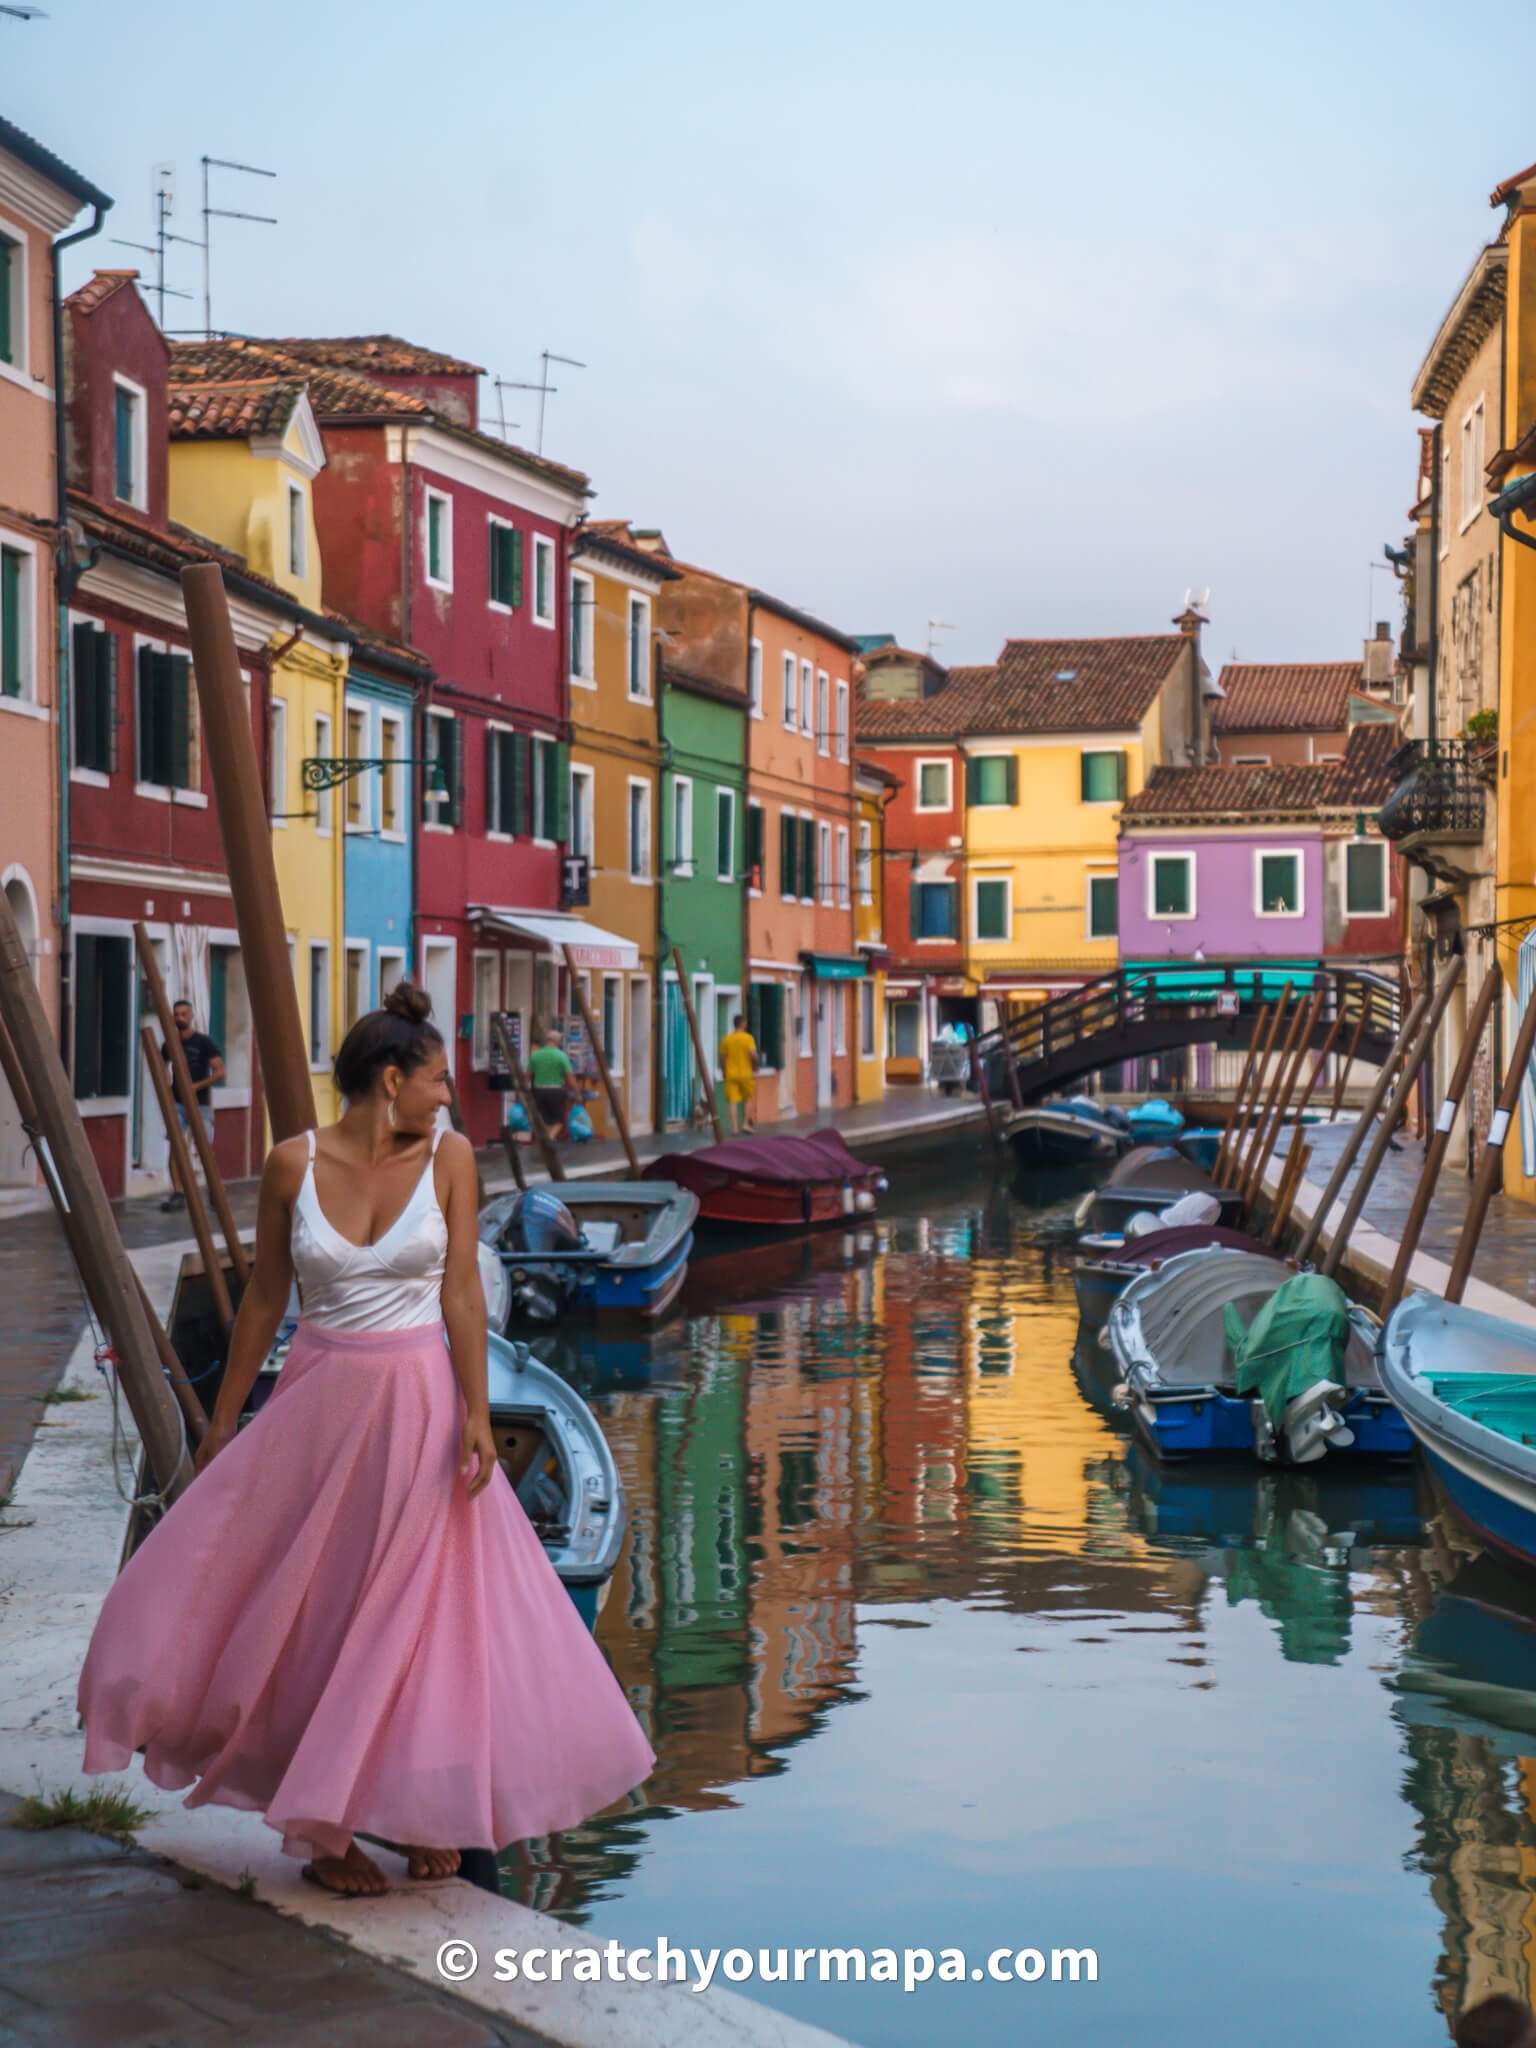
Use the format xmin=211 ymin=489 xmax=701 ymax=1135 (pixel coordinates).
xmin=290 ymin=1127 xmax=448 ymax=1332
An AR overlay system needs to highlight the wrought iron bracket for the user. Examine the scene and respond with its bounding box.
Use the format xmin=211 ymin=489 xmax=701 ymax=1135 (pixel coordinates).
xmin=301 ymin=755 xmax=439 ymax=793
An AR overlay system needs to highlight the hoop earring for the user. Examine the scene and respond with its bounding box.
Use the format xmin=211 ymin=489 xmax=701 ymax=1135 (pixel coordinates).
xmin=386 ymin=1099 xmax=397 ymax=1130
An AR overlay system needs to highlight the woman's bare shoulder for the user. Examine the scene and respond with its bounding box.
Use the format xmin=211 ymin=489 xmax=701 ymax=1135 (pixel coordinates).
xmin=435 ymin=1128 xmax=476 ymax=1172
xmin=262 ymin=1134 xmax=311 ymax=1197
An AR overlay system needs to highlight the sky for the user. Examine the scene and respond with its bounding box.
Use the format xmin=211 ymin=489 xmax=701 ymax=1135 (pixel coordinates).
xmin=9 ymin=0 xmax=1536 ymax=667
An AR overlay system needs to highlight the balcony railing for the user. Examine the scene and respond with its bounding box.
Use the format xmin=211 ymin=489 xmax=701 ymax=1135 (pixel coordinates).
xmin=1377 ymin=738 xmax=1486 ymax=845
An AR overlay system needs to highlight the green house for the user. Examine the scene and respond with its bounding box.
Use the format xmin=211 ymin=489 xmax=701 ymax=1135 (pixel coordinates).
xmin=658 ymin=667 xmax=747 ymax=1126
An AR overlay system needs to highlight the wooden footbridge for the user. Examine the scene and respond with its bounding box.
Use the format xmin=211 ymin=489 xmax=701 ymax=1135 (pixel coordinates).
xmin=974 ymin=960 xmax=1404 ymax=1104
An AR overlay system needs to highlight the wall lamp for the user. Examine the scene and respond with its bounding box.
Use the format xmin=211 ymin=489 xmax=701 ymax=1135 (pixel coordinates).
xmin=1488 ymin=469 xmax=1536 ymax=556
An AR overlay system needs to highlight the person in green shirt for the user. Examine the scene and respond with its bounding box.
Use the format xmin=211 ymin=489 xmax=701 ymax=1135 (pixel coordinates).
xmin=527 ymin=1031 xmax=574 ymax=1139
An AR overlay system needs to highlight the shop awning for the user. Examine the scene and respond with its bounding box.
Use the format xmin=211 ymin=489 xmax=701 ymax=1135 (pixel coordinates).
xmin=470 ymin=906 xmax=639 ymax=971
xmin=799 ymin=952 xmax=867 ymax=981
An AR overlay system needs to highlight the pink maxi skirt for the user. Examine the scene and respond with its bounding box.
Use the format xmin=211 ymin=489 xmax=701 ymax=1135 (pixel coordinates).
xmin=78 ymin=1320 xmax=655 ymax=1860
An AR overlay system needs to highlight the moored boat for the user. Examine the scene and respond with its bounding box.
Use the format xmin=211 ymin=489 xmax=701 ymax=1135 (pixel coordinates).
xmin=1072 ymin=1221 xmax=1276 ymax=1333
xmin=478 ymin=1181 xmax=696 ymax=1325
xmin=1005 ymin=1097 xmax=1128 ymax=1169
xmin=1378 ymin=1293 xmax=1536 ymax=1571
xmin=1125 ymin=1098 xmax=1185 ymax=1145
xmin=1081 ymin=1144 xmax=1245 ymax=1235
xmin=643 ymin=1129 xmax=884 ymax=1229
xmin=1108 ymin=1245 xmax=1409 ymax=1463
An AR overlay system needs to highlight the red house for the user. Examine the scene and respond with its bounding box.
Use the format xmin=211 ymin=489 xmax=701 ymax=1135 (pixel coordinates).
xmin=170 ymin=335 xmax=593 ymax=1144
xmin=853 ymin=646 xmax=971 ymax=1082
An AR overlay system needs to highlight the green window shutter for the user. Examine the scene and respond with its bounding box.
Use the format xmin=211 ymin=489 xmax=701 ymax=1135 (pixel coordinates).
xmin=1116 ymin=751 xmax=1128 ymax=800
xmin=1079 ymin=753 xmax=1094 ymax=802
xmin=746 ymin=804 xmax=764 ymax=882
xmin=510 ymin=529 xmax=524 ymax=609
xmin=0 ymin=549 xmax=20 ymax=697
xmin=802 ymin=817 xmax=816 ymax=898
xmin=168 ymin=654 xmax=191 ymax=789
xmin=113 ymin=386 xmax=134 ymax=500
xmin=137 ymin=645 xmax=159 ymax=783
xmin=552 ymin=741 xmax=570 ymax=843
xmin=73 ymin=933 xmax=99 ymax=1097
xmin=99 ymin=936 xmax=131 ymax=1096
xmin=779 ymin=811 xmax=795 ymax=897
xmin=510 ymin=729 xmax=529 ymax=836
xmin=449 ymin=715 xmax=465 ymax=826
xmin=485 ymin=725 xmax=500 ymax=832
xmin=964 ymin=756 xmax=979 ymax=805
xmin=72 ymin=622 xmax=97 ymax=769
xmin=1006 ymin=756 xmax=1019 ymax=805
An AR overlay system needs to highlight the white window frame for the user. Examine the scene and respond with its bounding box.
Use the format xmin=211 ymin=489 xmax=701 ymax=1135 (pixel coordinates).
xmin=836 ymin=824 xmax=850 ymax=909
xmin=626 ymin=592 xmax=652 ymax=700
xmin=748 ymin=638 xmax=763 ymax=719
xmin=68 ymin=913 xmax=136 ymax=1114
xmin=1079 ymin=748 xmax=1124 ymax=805
xmin=307 ymin=940 xmax=332 ymax=1072
xmin=423 ymin=487 xmax=453 ymax=592
xmin=286 ymin=479 xmax=308 ymax=578
xmin=1343 ymin=836 xmax=1389 ymax=919
xmin=601 ymin=972 xmax=624 ymax=1075
xmin=531 ymin=732 xmax=559 ymax=847
xmin=1233 ymin=754 xmax=1271 ymax=766
xmin=799 ymin=807 xmax=816 ymax=905
xmin=781 ymin=651 xmax=797 ymax=728
xmin=1439 ymin=444 xmax=1451 ymax=560
xmin=818 ymin=820 xmax=833 ymax=907
xmin=715 ymin=785 xmax=735 ymax=883
xmin=800 ymin=658 xmax=814 ymax=737
xmin=834 ymin=983 xmax=848 ymax=1056
xmin=376 ymin=946 xmax=406 ymax=1005
xmin=797 ymin=973 xmax=813 ymax=1057
xmin=343 ymin=938 xmax=370 ymax=1034
xmin=569 ymin=761 xmax=595 ymax=862
xmin=471 ymin=948 xmax=501 ymax=1068
xmin=423 ymin=707 xmax=456 ymax=832
xmin=532 ymin=533 xmax=556 ymax=628
xmin=1460 ymin=398 xmax=1485 ymax=533
xmin=0 ymin=530 xmax=39 ymax=709
xmin=313 ymin=710 xmax=334 ymax=836
xmin=111 ymin=374 xmax=149 ymax=511
xmin=486 ymin=514 xmax=518 ymax=615
xmin=816 ymin=669 xmax=830 ymax=756
xmin=972 ymin=872 xmax=1013 ymax=944
xmin=1147 ymin=851 xmax=1196 ymax=921
xmin=269 ymin=695 xmax=288 ymax=827
xmin=859 ymin=977 xmax=875 ymax=1060
xmin=0 ymin=215 xmax=30 ymax=387
xmin=857 ymin=819 xmax=874 ymax=904
xmin=671 ymin=775 xmax=694 ymax=877
xmin=1253 ymin=845 xmax=1305 ymax=919
xmin=834 ymin=677 xmax=849 ymax=762
xmin=627 ymin=776 xmax=653 ymax=881
xmin=1086 ymin=867 xmax=1118 ymax=942
xmin=747 ymin=798 xmax=764 ymax=895
xmin=378 ymin=708 xmax=406 ymax=840
xmin=915 ymin=757 xmax=952 ymax=813
xmin=343 ymin=697 xmax=371 ymax=834
xmin=484 ymin=718 xmax=516 ymax=842
xmin=130 ymin=631 xmax=205 ymax=801
xmin=569 ymin=570 xmax=596 ymax=686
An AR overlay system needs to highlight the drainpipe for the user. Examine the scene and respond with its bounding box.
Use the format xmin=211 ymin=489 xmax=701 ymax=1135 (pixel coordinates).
xmin=1427 ymin=423 xmax=1442 ymax=740
xmin=51 ymin=199 xmax=109 ymax=1064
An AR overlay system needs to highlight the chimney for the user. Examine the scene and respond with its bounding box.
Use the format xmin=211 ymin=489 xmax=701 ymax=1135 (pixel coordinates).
xmin=1363 ymin=621 xmax=1394 ymax=689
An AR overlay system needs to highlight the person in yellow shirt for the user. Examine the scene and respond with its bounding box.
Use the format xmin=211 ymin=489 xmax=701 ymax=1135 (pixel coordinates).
xmin=718 ymin=1013 xmax=759 ymax=1134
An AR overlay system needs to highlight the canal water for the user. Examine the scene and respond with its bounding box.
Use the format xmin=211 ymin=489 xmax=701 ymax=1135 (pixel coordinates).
xmin=500 ymin=1166 xmax=1536 ymax=2047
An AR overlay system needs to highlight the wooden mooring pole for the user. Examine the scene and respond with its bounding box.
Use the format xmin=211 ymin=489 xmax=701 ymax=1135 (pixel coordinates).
xmin=1293 ymin=987 xmax=1431 ymax=1265
xmin=1239 ymin=983 xmax=1326 ymax=1213
xmin=563 ymin=945 xmax=642 ymax=1175
xmin=492 ymin=1014 xmax=564 ymax=1182
xmin=1234 ymin=984 xmax=1313 ymax=1209
xmin=1209 ymin=1001 xmax=1271 ymax=1188
xmin=672 ymin=946 xmax=725 ymax=1144
xmin=0 ymin=893 xmax=191 ymax=1500
xmin=1444 ymin=975 xmax=1536 ymax=1305
xmin=1328 ymin=1003 xmax=1368 ymax=1121
xmin=1217 ymin=986 xmax=1292 ymax=1189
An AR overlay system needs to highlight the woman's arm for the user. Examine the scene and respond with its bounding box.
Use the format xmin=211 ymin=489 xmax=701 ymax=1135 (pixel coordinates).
xmin=195 ymin=1138 xmax=302 ymax=1472
xmin=438 ymin=1131 xmax=496 ymax=1500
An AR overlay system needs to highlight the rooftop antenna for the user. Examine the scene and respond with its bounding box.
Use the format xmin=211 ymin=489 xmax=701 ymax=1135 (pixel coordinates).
xmin=537 ymin=349 xmax=585 ymax=455
xmin=1365 ymin=559 xmax=1395 ymax=634
xmin=201 ymin=155 xmax=276 ymax=339
xmin=926 ymin=616 xmax=954 ymax=658
xmin=490 ymin=377 xmax=524 ymax=443
xmin=1181 ymin=586 xmax=1211 ymax=616
xmin=0 ymin=6 xmax=50 ymax=18
xmin=112 ymin=165 xmax=195 ymax=329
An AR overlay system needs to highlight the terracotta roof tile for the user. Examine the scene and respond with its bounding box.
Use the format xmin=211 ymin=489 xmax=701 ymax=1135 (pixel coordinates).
xmin=168 ymin=378 xmax=304 ymax=440
xmin=1325 ymin=719 xmax=1400 ymax=806
xmin=65 ymin=269 xmax=141 ymax=317
xmin=1119 ymin=721 xmax=1400 ymax=823
xmin=1211 ymin=661 xmax=1363 ymax=734
xmin=1491 ymin=161 xmax=1536 ymax=209
xmin=854 ymin=635 xmax=1187 ymax=739
xmin=260 ymin=334 xmax=486 ymax=377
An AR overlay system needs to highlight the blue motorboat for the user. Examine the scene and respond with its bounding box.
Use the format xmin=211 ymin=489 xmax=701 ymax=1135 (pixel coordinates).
xmin=1176 ymin=1128 xmax=1224 ymax=1173
xmin=1072 ymin=1220 xmax=1275 ymax=1333
xmin=479 ymin=1181 xmax=697 ymax=1325
xmin=1108 ymin=1245 xmax=1411 ymax=1463
xmin=1005 ymin=1095 xmax=1129 ymax=1169
xmin=1125 ymin=1098 xmax=1185 ymax=1144
xmin=1378 ymin=1293 xmax=1536 ymax=1571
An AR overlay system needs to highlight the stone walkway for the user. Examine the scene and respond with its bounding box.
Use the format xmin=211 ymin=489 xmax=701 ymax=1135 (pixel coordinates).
xmin=0 ymin=1796 xmax=553 ymax=2047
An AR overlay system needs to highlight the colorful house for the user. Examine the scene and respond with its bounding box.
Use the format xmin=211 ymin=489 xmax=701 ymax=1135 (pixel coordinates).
xmin=166 ymin=363 xmax=352 ymax=1125
xmin=657 ymin=664 xmax=746 ymax=1126
xmin=170 ymin=333 xmax=594 ymax=1147
xmin=1211 ymin=641 xmax=1399 ymax=768
xmin=853 ymin=758 xmax=896 ymax=1101
xmin=0 ymin=118 xmax=110 ymax=1192
xmin=566 ymin=520 xmax=676 ymax=1136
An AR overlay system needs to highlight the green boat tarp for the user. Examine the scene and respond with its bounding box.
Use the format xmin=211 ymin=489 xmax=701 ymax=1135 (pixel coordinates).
xmin=1224 ymin=1271 xmax=1351 ymax=1431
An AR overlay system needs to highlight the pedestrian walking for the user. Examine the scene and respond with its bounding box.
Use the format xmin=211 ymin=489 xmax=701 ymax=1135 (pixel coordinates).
xmin=160 ymin=998 xmax=224 ymax=1211
xmin=78 ymin=982 xmax=654 ymax=1895
xmin=527 ymin=1027 xmax=574 ymax=1139
xmin=718 ymin=1012 xmax=759 ymax=1134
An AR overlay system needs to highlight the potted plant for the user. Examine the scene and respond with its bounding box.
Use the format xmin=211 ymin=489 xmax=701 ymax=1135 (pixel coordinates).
xmin=1463 ymin=708 xmax=1498 ymax=785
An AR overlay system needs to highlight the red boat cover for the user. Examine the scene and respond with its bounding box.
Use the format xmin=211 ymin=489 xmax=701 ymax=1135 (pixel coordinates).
xmin=1099 ymin=1224 xmax=1277 ymax=1267
xmin=643 ymin=1128 xmax=876 ymax=1194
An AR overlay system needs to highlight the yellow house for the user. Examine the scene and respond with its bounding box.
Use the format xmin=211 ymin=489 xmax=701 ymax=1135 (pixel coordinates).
xmin=958 ymin=628 xmax=1211 ymax=1027
xmin=566 ymin=522 xmax=675 ymax=1136
xmin=1489 ymin=163 xmax=1536 ymax=1202
xmin=167 ymin=378 xmax=349 ymax=1122
xmin=853 ymin=759 xmax=895 ymax=1101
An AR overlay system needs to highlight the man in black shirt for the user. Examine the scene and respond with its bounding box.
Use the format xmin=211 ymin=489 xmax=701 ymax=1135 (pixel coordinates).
xmin=161 ymin=999 xmax=224 ymax=1212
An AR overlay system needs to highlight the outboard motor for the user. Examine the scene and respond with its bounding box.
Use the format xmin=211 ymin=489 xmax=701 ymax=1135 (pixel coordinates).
xmin=499 ymin=1190 xmax=584 ymax=1324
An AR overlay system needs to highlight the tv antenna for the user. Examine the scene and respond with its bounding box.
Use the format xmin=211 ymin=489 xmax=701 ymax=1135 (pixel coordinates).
xmin=1181 ymin=586 xmax=1212 ymax=616
xmin=926 ymin=616 xmax=954 ymax=658
xmin=112 ymin=165 xmax=196 ymax=329
xmin=488 ymin=377 xmax=524 ymax=442
xmin=200 ymin=155 xmax=276 ymax=338
xmin=536 ymin=349 xmax=585 ymax=455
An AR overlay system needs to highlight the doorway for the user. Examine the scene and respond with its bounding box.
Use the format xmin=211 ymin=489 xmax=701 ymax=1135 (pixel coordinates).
xmin=420 ymin=939 xmax=456 ymax=1054
xmin=628 ymin=976 xmax=652 ymax=1132
xmin=0 ymin=874 xmax=39 ymax=1185
xmin=815 ymin=982 xmax=832 ymax=1109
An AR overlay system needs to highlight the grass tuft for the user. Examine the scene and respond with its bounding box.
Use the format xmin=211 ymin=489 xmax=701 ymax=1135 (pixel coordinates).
xmin=46 ymin=1387 xmax=94 ymax=1405
xmin=11 ymin=1785 xmax=149 ymax=1845
xmin=236 ymin=1868 xmax=257 ymax=1899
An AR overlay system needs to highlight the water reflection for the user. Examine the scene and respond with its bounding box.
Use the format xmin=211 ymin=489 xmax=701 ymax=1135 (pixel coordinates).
xmin=498 ymin=1174 xmax=1536 ymax=2047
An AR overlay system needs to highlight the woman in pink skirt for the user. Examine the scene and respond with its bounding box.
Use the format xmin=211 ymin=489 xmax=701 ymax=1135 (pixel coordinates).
xmin=79 ymin=984 xmax=654 ymax=1896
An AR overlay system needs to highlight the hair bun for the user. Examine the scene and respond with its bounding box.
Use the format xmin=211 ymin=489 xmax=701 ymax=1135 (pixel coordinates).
xmin=381 ymin=981 xmax=433 ymax=1026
